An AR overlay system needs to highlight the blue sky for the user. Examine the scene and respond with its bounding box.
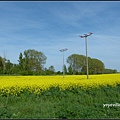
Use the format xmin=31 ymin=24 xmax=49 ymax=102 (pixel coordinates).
xmin=0 ymin=1 xmax=120 ymax=72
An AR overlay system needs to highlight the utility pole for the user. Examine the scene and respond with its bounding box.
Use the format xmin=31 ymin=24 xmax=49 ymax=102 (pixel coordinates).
xmin=79 ymin=32 xmax=93 ymax=79
xmin=59 ymin=48 xmax=68 ymax=78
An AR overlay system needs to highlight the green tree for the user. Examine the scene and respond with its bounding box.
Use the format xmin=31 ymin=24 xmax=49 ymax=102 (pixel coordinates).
xmin=18 ymin=52 xmax=24 ymax=71
xmin=104 ymin=68 xmax=117 ymax=74
xmin=56 ymin=71 xmax=62 ymax=75
xmin=18 ymin=49 xmax=47 ymax=75
xmin=80 ymin=57 xmax=105 ymax=74
xmin=81 ymin=57 xmax=92 ymax=74
xmin=6 ymin=60 xmax=14 ymax=74
xmin=67 ymin=54 xmax=105 ymax=75
xmin=89 ymin=58 xmax=105 ymax=74
xmin=12 ymin=64 xmax=20 ymax=75
xmin=67 ymin=54 xmax=86 ymax=74
xmin=68 ymin=65 xmax=73 ymax=75
xmin=64 ymin=65 xmax=67 ymax=75
xmin=0 ymin=56 xmax=3 ymax=74
xmin=49 ymin=65 xmax=55 ymax=75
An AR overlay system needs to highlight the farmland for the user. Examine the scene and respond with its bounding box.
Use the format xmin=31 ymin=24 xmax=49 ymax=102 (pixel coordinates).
xmin=0 ymin=74 xmax=120 ymax=118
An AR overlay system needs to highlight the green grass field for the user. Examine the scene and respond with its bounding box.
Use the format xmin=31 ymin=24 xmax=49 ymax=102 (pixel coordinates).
xmin=0 ymin=85 xmax=120 ymax=118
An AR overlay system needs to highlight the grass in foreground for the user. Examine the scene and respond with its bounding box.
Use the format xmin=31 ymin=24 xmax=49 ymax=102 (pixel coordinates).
xmin=0 ymin=85 xmax=120 ymax=119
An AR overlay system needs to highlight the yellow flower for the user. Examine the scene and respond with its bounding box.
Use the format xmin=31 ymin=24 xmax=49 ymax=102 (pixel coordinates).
xmin=0 ymin=74 xmax=120 ymax=96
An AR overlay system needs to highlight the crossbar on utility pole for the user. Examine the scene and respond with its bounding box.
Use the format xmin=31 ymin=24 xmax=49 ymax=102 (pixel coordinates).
xmin=79 ymin=32 xmax=93 ymax=79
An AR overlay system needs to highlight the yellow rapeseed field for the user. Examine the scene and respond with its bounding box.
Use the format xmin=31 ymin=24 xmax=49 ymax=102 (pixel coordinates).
xmin=0 ymin=74 xmax=120 ymax=96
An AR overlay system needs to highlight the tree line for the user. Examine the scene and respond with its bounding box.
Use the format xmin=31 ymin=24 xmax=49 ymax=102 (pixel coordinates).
xmin=0 ymin=49 xmax=118 ymax=75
